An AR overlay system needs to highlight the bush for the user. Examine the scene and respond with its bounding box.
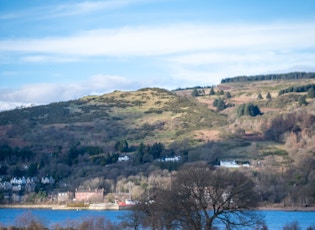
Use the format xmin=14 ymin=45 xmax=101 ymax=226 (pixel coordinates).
xmin=13 ymin=211 xmax=48 ymax=229
xmin=237 ymin=103 xmax=262 ymax=117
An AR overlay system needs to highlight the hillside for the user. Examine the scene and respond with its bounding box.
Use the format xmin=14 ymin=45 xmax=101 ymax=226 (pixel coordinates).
xmin=0 ymin=73 xmax=315 ymax=207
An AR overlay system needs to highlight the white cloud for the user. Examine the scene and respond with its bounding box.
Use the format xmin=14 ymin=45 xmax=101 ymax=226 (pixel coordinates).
xmin=1 ymin=22 xmax=315 ymax=109
xmin=0 ymin=0 xmax=141 ymax=20
xmin=1 ymin=23 xmax=314 ymax=58
xmin=0 ymin=74 xmax=140 ymax=111
xmin=48 ymin=0 xmax=140 ymax=18
xmin=20 ymin=55 xmax=80 ymax=63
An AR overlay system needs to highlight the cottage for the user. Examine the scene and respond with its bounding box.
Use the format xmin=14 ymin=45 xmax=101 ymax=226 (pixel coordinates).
xmin=118 ymin=156 xmax=130 ymax=162
xmin=12 ymin=185 xmax=21 ymax=192
xmin=58 ymin=192 xmax=74 ymax=202
xmin=41 ymin=176 xmax=55 ymax=184
xmin=219 ymin=160 xmax=240 ymax=168
xmin=0 ymin=181 xmax=12 ymax=190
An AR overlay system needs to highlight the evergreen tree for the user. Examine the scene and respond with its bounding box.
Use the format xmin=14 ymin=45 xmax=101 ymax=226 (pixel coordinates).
xmin=209 ymin=87 xmax=215 ymax=95
xmin=237 ymin=103 xmax=262 ymax=117
xmin=298 ymin=95 xmax=308 ymax=106
xmin=237 ymin=104 xmax=245 ymax=117
xmin=218 ymin=90 xmax=224 ymax=95
xmin=307 ymin=87 xmax=315 ymax=98
xmin=133 ymin=143 xmax=145 ymax=165
xmin=216 ymin=98 xmax=226 ymax=112
xmin=266 ymin=92 xmax=272 ymax=100
xmin=225 ymin=92 xmax=232 ymax=99
xmin=191 ymin=88 xmax=199 ymax=97
xmin=115 ymin=140 xmax=129 ymax=152
xmin=257 ymin=93 xmax=263 ymax=99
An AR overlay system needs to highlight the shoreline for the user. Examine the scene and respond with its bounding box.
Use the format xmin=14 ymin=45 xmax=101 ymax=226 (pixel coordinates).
xmin=0 ymin=203 xmax=135 ymax=211
xmin=1 ymin=203 xmax=315 ymax=212
xmin=257 ymin=206 xmax=315 ymax=212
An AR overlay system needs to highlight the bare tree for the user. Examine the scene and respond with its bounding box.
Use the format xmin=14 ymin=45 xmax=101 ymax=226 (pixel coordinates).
xmin=134 ymin=163 xmax=264 ymax=229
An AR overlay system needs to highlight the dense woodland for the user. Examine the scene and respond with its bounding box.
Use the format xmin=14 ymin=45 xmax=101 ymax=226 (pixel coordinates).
xmin=221 ymin=72 xmax=315 ymax=83
xmin=0 ymin=73 xmax=315 ymax=210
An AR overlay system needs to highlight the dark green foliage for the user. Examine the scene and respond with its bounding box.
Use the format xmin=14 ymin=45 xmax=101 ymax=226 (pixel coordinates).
xmin=221 ymin=72 xmax=315 ymax=83
xmin=237 ymin=103 xmax=262 ymax=117
xmin=175 ymin=85 xmax=212 ymax=91
xmin=191 ymin=88 xmax=199 ymax=97
xmin=0 ymin=145 xmax=34 ymax=163
xmin=93 ymin=153 xmax=119 ymax=166
xmin=225 ymin=91 xmax=232 ymax=98
xmin=209 ymin=87 xmax=215 ymax=95
xmin=216 ymin=98 xmax=226 ymax=111
xmin=298 ymin=95 xmax=308 ymax=106
xmin=257 ymin=93 xmax=263 ymax=99
xmin=213 ymin=98 xmax=226 ymax=111
xmin=266 ymin=92 xmax=272 ymax=100
xmin=133 ymin=142 xmax=165 ymax=165
xmin=307 ymin=87 xmax=315 ymax=98
xmin=217 ymin=89 xmax=224 ymax=95
xmin=114 ymin=140 xmax=129 ymax=152
xmin=278 ymin=84 xmax=315 ymax=96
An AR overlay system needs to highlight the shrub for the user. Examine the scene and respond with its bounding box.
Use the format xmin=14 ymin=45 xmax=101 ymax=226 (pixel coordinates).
xmin=237 ymin=103 xmax=262 ymax=117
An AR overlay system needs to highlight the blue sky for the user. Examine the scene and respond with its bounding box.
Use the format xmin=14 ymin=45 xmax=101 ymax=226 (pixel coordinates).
xmin=1 ymin=0 xmax=315 ymax=110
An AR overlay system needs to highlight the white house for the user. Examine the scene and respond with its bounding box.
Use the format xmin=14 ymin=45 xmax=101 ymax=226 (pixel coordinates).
xmin=10 ymin=177 xmax=26 ymax=185
xmin=220 ymin=160 xmax=240 ymax=168
xmin=41 ymin=176 xmax=55 ymax=184
xmin=160 ymin=156 xmax=181 ymax=162
xmin=118 ymin=156 xmax=130 ymax=162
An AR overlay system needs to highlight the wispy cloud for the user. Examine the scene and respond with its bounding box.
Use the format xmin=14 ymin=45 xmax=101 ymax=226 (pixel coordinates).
xmin=0 ymin=0 xmax=140 ymax=20
xmin=1 ymin=21 xmax=315 ymax=109
xmin=1 ymin=23 xmax=314 ymax=58
xmin=20 ymin=55 xmax=81 ymax=63
xmin=48 ymin=0 xmax=139 ymax=18
xmin=0 ymin=74 xmax=142 ymax=110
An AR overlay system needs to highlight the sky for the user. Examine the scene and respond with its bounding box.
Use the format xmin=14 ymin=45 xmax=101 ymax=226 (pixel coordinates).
xmin=1 ymin=0 xmax=315 ymax=110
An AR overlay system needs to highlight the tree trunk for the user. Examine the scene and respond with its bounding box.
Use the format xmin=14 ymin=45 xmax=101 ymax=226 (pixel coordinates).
xmin=205 ymin=218 xmax=214 ymax=230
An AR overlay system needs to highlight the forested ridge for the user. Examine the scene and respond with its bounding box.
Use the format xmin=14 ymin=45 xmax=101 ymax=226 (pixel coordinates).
xmin=0 ymin=74 xmax=315 ymax=210
xmin=221 ymin=71 xmax=315 ymax=83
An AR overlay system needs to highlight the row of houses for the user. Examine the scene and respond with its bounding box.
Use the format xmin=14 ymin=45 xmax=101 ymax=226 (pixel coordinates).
xmin=9 ymin=176 xmax=55 ymax=185
xmin=0 ymin=176 xmax=55 ymax=192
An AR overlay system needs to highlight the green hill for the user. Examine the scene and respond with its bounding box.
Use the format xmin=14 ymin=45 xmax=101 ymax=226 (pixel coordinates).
xmin=0 ymin=73 xmax=315 ymax=207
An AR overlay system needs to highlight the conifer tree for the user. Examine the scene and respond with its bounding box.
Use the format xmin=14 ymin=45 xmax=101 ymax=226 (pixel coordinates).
xmin=191 ymin=88 xmax=199 ymax=97
xmin=299 ymin=95 xmax=308 ymax=106
xmin=209 ymin=87 xmax=215 ymax=95
xmin=307 ymin=87 xmax=315 ymax=98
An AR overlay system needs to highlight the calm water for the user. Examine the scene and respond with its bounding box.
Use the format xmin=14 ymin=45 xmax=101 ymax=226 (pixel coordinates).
xmin=0 ymin=208 xmax=314 ymax=229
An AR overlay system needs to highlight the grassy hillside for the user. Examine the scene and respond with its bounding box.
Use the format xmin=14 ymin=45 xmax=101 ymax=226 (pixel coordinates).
xmin=1 ymin=78 xmax=314 ymax=161
xmin=0 ymin=74 xmax=315 ymax=206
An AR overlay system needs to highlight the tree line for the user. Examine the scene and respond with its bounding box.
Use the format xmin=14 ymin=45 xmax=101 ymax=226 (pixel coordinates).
xmin=221 ymin=72 xmax=315 ymax=83
xmin=278 ymin=84 xmax=315 ymax=96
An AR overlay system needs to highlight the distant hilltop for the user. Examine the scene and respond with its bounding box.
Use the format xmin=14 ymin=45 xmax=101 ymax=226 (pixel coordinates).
xmin=221 ymin=72 xmax=315 ymax=84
